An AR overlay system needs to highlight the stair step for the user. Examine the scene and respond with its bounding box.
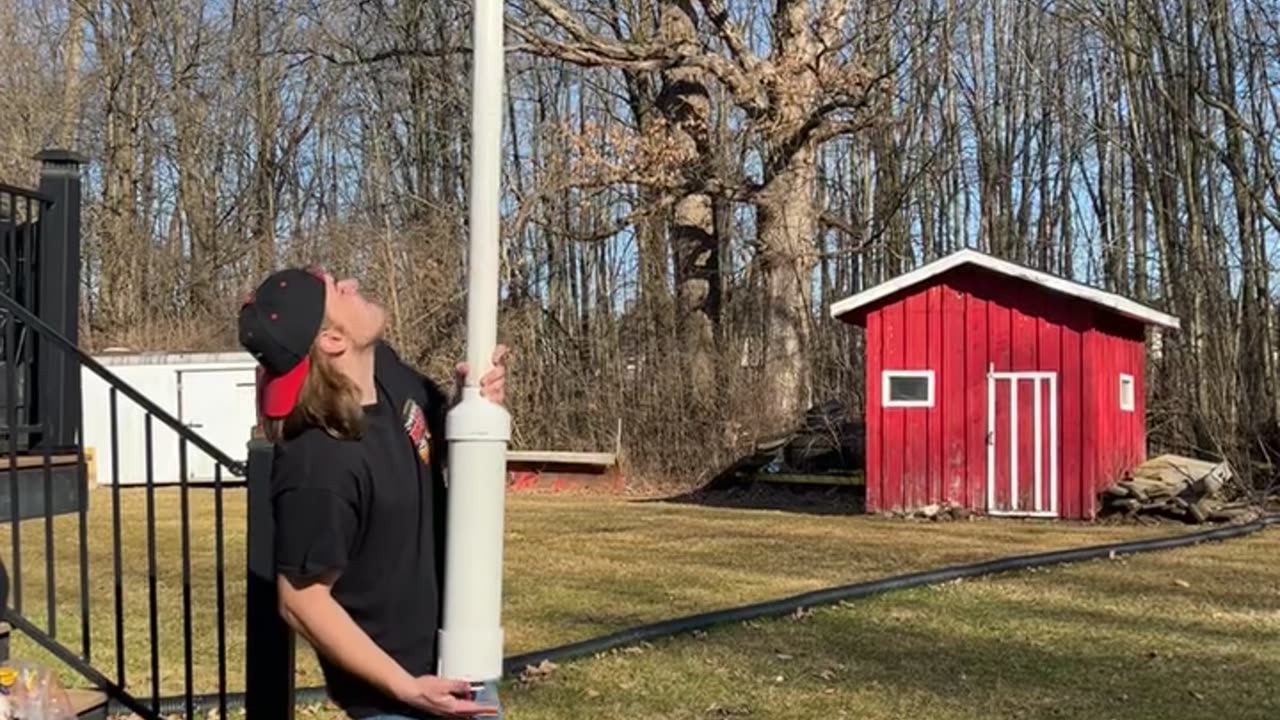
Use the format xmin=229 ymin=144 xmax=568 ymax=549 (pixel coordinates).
xmin=68 ymin=688 xmax=107 ymax=720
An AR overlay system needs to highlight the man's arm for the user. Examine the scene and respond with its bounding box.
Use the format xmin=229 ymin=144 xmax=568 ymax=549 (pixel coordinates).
xmin=277 ymin=572 xmax=416 ymax=699
xmin=277 ymin=573 xmax=496 ymax=716
xmin=272 ymin=476 xmax=411 ymax=693
xmin=271 ymin=454 xmax=496 ymax=716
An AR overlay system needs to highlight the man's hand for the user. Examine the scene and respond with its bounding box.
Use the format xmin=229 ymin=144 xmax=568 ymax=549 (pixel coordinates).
xmin=392 ymin=675 xmax=498 ymax=718
xmin=454 ymin=344 xmax=509 ymax=406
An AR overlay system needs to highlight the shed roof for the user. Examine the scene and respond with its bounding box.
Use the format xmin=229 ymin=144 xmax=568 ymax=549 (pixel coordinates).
xmin=828 ymin=248 xmax=1181 ymax=330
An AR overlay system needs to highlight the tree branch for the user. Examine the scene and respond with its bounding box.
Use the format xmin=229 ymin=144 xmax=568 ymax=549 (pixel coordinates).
xmin=807 ymin=114 xmax=882 ymax=148
xmin=515 ymin=0 xmax=767 ymax=114
xmin=509 ymin=24 xmax=670 ymax=70
xmin=815 ymin=0 xmax=850 ymax=59
xmin=696 ymin=0 xmax=759 ymax=74
xmin=272 ymin=46 xmax=471 ymax=67
xmin=761 ymin=81 xmax=886 ymax=179
xmin=1188 ymin=86 xmax=1280 ymax=236
xmin=525 ymin=0 xmax=616 ymax=46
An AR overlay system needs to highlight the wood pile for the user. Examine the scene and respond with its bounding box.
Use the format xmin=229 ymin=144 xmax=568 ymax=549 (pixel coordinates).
xmin=706 ymin=399 xmax=864 ymax=491
xmin=1102 ymin=454 xmax=1255 ymax=523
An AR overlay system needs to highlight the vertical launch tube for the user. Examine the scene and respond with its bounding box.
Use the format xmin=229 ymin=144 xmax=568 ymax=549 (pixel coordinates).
xmin=438 ymin=0 xmax=509 ymax=684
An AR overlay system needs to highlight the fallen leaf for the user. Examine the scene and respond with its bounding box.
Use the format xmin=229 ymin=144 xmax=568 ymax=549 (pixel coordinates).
xmin=518 ymin=659 xmax=559 ymax=686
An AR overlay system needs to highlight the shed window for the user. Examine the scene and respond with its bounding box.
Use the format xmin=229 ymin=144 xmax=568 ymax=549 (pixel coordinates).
xmin=882 ymin=370 xmax=934 ymax=408
xmin=1119 ymin=374 xmax=1135 ymax=412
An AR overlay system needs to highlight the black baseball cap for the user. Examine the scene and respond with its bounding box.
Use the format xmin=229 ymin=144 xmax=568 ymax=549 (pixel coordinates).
xmin=238 ymin=267 xmax=326 ymax=418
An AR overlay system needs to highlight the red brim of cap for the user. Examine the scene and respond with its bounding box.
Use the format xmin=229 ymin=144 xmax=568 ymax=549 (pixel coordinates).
xmin=257 ymin=357 xmax=310 ymax=419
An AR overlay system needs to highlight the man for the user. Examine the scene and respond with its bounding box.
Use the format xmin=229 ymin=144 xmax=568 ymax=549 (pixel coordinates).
xmin=238 ymin=266 xmax=505 ymax=719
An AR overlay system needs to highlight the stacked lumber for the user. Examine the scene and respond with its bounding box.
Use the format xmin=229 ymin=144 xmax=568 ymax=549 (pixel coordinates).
xmin=1102 ymin=454 xmax=1252 ymax=523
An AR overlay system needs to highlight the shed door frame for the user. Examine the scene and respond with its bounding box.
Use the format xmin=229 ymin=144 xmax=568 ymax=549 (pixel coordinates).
xmin=176 ymin=367 xmax=258 ymax=482
xmin=985 ymin=364 xmax=1059 ymax=518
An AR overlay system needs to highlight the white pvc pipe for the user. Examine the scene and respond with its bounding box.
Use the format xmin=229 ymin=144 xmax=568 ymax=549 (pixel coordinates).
xmin=438 ymin=0 xmax=510 ymax=684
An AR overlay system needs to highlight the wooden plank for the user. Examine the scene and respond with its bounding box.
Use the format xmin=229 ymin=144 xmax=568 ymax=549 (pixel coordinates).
xmin=1129 ymin=453 xmax=1232 ymax=488
xmin=942 ymin=283 xmax=967 ymax=505
xmin=1099 ymin=453 xmax=1234 ymax=523
xmin=865 ymin=309 xmax=884 ymax=512
xmin=506 ymin=450 xmax=615 ymax=468
xmin=1060 ymin=315 xmax=1084 ymax=519
xmin=67 ymin=688 xmax=107 ymax=718
xmin=881 ymin=299 xmax=905 ymax=512
xmin=752 ymin=472 xmax=865 ymax=487
xmin=1081 ymin=325 xmax=1100 ymax=518
xmin=903 ymin=290 xmax=928 ymax=510
xmin=926 ymin=284 xmax=944 ymax=506
xmin=0 ymin=454 xmax=79 ymax=471
xmin=964 ymin=281 xmax=988 ymax=511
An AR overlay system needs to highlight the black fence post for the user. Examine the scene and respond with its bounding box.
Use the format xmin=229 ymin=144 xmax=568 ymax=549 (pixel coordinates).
xmin=0 ymin=559 xmax=9 ymax=662
xmin=33 ymin=149 xmax=85 ymax=451
xmin=244 ymin=437 xmax=295 ymax=719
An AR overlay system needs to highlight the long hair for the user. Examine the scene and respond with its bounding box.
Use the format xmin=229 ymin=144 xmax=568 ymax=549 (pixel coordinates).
xmin=263 ymin=344 xmax=365 ymax=443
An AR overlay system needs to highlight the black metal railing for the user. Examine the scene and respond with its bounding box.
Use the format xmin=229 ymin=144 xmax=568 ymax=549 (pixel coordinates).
xmin=0 ymin=287 xmax=254 ymax=718
xmin=0 ymin=159 xmax=298 ymax=720
xmin=0 ymin=184 xmax=46 ymax=450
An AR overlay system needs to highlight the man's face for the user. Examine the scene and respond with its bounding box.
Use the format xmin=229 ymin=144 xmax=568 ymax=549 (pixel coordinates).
xmin=316 ymin=270 xmax=387 ymax=352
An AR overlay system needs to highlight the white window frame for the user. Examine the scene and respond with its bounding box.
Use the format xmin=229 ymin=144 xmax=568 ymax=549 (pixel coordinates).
xmin=1119 ymin=373 xmax=1135 ymax=412
xmin=882 ymin=370 xmax=935 ymax=408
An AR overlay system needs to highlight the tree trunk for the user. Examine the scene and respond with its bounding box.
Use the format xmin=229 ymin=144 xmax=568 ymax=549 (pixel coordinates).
xmin=757 ymin=151 xmax=817 ymax=424
xmin=61 ymin=0 xmax=84 ymax=148
xmin=658 ymin=0 xmax=717 ymax=401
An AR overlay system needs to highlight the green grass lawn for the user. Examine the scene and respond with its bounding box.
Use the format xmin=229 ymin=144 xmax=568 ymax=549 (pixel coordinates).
xmin=501 ymin=528 xmax=1279 ymax=720
xmin=0 ymin=488 xmax=1275 ymax=719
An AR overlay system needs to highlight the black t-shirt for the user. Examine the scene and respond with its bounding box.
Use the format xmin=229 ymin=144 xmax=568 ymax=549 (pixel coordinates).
xmin=270 ymin=342 xmax=451 ymax=719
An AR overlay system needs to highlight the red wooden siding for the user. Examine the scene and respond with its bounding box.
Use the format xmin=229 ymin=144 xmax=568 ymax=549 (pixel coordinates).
xmin=881 ymin=300 xmax=904 ymax=510
xmin=865 ymin=310 xmax=883 ymax=513
xmin=926 ymin=285 xmax=944 ymax=505
xmin=1086 ymin=314 xmax=1148 ymax=506
xmin=963 ymin=282 xmax=988 ymax=509
xmin=1060 ymin=320 xmax=1085 ymax=519
xmin=861 ymin=265 xmax=1149 ymax=519
xmin=941 ymin=284 xmax=967 ymax=505
xmin=902 ymin=290 xmax=928 ymax=509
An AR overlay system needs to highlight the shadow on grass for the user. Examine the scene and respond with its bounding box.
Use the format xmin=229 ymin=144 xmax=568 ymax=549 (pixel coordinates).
xmin=1045 ymin=560 xmax=1280 ymax=613
xmin=673 ymin=588 xmax=1280 ymax=720
xmin=952 ymin=589 xmax=1280 ymax=646
xmin=639 ymin=481 xmax=867 ymax=517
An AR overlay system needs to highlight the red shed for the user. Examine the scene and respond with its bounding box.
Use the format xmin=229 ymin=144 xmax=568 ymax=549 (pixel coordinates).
xmin=829 ymin=249 xmax=1180 ymax=520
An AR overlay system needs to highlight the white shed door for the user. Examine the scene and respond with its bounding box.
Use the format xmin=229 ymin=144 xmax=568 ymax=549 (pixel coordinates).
xmin=985 ymin=368 xmax=1059 ymax=517
xmin=178 ymin=369 xmax=258 ymax=482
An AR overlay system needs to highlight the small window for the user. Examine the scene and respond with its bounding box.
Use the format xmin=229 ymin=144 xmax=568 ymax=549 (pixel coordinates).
xmin=1119 ymin=374 xmax=1135 ymax=412
xmin=883 ymin=370 xmax=934 ymax=408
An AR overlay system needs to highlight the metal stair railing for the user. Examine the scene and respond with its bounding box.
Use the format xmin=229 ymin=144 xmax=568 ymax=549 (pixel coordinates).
xmin=0 ymin=287 xmax=249 ymax=720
